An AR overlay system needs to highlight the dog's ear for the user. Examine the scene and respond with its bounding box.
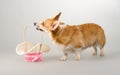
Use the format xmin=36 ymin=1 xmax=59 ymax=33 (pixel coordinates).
xmin=51 ymin=21 xmax=59 ymax=31
xmin=54 ymin=12 xmax=61 ymax=20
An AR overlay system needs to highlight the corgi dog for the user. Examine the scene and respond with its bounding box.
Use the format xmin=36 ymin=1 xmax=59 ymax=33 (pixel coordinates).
xmin=34 ymin=12 xmax=106 ymax=61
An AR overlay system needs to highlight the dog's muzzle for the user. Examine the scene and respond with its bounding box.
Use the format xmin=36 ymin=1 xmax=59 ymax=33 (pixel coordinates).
xmin=34 ymin=22 xmax=44 ymax=32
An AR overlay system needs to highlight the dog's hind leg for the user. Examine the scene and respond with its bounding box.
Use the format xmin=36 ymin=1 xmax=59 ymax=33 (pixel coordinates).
xmin=92 ymin=45 xmax=97 ymax=56
xmin=97 ymin=29 xmax=106 ymax=56
xmin=100 ymin=48 xmax=104 ymax=56
xmin=98 ymin=39 xmax=105 ymax=56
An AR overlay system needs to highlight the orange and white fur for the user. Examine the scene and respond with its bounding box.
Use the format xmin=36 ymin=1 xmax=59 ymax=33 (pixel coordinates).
xmin=34 ymin=12 xmax=106 ymax=61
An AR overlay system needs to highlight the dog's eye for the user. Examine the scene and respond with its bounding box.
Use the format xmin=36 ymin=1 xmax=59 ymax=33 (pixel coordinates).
xmin=41 ymin=22 xmax=44 ymax=26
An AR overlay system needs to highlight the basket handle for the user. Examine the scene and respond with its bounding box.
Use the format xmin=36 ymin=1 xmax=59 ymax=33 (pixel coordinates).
xmin=23 ymin=25 xmax=43 ymax=53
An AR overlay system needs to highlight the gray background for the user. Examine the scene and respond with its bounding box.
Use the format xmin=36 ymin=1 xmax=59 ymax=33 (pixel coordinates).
xmin=0 ymin=0 xmax=120 ymax=75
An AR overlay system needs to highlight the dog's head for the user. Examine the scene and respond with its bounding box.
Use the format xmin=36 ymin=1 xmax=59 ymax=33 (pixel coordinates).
xmin=34 ymin=12 xmax=61 ymax=32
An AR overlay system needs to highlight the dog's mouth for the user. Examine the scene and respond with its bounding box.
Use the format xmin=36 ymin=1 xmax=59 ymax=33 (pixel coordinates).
xmin=36 ymin=28 xmax=44 ymax=32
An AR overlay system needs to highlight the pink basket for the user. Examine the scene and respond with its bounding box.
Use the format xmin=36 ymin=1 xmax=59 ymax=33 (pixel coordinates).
xmin=24 ymin=52 xmax=42 ymax=62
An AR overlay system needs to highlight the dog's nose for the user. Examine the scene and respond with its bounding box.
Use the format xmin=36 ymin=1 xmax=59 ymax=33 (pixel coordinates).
xmin=34 ymin=22 xmax=37 ymax=26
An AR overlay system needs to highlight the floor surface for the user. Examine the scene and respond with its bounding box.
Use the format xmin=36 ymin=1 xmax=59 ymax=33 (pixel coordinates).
xmin=0 ymin=48 xmax=120 ymax=75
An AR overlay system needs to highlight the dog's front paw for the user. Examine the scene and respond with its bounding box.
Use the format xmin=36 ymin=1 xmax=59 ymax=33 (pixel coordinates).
xmin=92 ymin=52 xmax=97 ymax=56
xmin=75 ymin=56 xmax=80 ymax=61
xmin=75 ymin=54 xmax=81 ymax=61
xmin=60 ymin=56 xmax=67 ymax=61
xmin=100 ymin=53 xmax=104 ymax=56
